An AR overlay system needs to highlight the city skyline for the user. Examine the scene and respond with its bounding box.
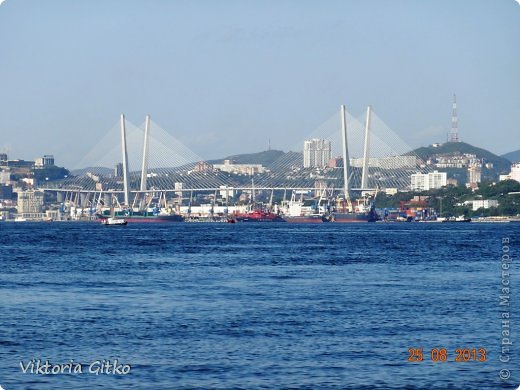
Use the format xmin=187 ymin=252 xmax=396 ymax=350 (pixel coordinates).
xmin=0 ymin=1 xmax=519 ymax=167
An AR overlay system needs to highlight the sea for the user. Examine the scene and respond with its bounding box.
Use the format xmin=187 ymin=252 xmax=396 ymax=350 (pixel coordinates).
xmin=0 ymin=222 xmax=518 ymax=389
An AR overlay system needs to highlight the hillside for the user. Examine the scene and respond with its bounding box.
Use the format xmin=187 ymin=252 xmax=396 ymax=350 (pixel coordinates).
xmin=208 ymin=150 xmax=290 ymax=168
xmin=71 ymin=167 xmax=114 ymax=176
xmin=502 ymin=149 xmax=520 ymax=163
xmin=407 ymin=142 xmax=511 ymax=180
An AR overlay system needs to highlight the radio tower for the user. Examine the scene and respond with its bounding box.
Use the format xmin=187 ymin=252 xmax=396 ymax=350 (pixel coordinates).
xmin=450 ymin=94 xmax=459 ymax=142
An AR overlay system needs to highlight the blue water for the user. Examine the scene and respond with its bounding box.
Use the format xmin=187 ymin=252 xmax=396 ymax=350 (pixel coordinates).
xmin=0 ymin=222 xmax=518 ymax=389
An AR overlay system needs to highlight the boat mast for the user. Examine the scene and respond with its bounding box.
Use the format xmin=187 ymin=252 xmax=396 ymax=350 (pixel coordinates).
xmin=139 ymin=115 xmax=151 ymax=210
xmin=361 ymin=105 xmax=371 ymax=191
xmin=340 ymin=105 xmax=353 ymax=212
xmin=120 ymin=113 xmax=130 ymax=207
xmin=251 ymin=168 xmax=255 ymax=205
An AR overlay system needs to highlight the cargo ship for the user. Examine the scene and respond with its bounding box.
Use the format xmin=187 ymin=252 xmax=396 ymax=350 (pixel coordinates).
xmin=329 ymin=202 xmax=380 ymax=223
xmin=97 ymin=206 xmax=184 ymax=223
xmin=229 ymin=209 xmax=286 ymax=223
xmin=283 ymin=200 xmax=328 ymax=223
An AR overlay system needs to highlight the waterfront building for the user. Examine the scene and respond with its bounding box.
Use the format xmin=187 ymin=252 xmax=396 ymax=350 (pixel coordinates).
xmin=17 ymin=190 xmax=44 ymax=216
xmin=411 ymin=171 xmax=447 ymax=191
xmin=303 ymin=139 xmax=331 ymax=168
xmin=472 ymin=199 xmax=499 ymax=211
xmin=219 ymin=186 xmax=235 ymax=199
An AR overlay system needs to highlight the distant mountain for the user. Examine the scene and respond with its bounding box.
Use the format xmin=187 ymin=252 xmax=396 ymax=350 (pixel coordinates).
xmin=71 ymin=167 xmax=114 ymax=176
xmin=208 ymin=149 xmax=290 ymax=168
xmin=407 ymin=141 xmax=512 ymax=181
xmin=502 ymin=149 xmax=520 ymax=163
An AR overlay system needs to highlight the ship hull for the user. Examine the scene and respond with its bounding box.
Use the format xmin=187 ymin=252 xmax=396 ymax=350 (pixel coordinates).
xmin=330 ymin=212 xmax=379 ymax=223
xmin=99 ymin=212 xmax=184 ymax=223
xmin=231 ymin=210 xmax=286 ymax=222
xmin=123 ymin=216 xmax=184 ymax=223
xmin=283 ymin=215 xmax=328 ymax=223
xmin=234 ymin=216 xmax=286 ymax=222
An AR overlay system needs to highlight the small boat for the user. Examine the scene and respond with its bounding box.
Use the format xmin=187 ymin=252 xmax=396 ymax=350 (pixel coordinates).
xmin=442 ymin=216 xmax=472 ymax=223
xmin=101 ymin=217 xmax=128 ymax=226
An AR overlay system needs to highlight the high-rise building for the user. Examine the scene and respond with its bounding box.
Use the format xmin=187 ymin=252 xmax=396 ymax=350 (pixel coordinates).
xmin=303 ymin=139 xmax=331 ymax=168
xmin=467 ymin=165 xmax=482 ymax=186
xmin=17 ymin=190 xmax=44 ymax=215
xmin=411 ymin=171 xmax=447 ymax=191
xmin=115 ymin=163 xmax=124 ymax=177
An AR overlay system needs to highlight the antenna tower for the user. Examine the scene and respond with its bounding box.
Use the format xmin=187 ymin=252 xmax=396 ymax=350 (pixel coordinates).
xmin=450 ymin=94 xmax=459 ymax=142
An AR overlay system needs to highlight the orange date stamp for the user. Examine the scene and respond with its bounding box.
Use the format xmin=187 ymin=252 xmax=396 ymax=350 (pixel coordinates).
xmin=408 ymin=347 xmax=487 ymax=363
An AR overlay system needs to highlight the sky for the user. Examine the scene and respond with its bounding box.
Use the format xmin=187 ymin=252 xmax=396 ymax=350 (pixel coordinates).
xmin=0 ymin=0 xmax=519 ymax=168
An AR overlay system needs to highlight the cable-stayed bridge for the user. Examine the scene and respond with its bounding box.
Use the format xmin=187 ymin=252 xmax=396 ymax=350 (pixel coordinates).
xmin=41 ymin=106 xmax=432 ymax=207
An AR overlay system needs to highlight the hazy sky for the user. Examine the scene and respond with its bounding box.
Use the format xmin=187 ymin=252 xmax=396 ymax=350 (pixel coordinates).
xmin=0 ymin=0 xmax=519 ymax=167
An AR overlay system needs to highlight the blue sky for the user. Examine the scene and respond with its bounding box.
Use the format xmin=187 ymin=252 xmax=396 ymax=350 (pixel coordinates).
xmin=0 ymin=0 xmax=518 ymax=167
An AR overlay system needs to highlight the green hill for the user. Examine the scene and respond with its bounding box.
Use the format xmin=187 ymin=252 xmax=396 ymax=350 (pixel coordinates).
xmin=208 ymin=150 xmax=289 ymax=168
xmin=502 ymin=149 xmax=520 ymax=163
xmin=407 ymin=142 xmax=511 ymax=181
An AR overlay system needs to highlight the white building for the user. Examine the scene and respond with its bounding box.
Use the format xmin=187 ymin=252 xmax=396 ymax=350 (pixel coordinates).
xmin=219 ymin=186 xmax=235 ymax=199
xmin=472 ymin=199 xmax=499 ymax=211
xmin=17 ymin=190 xmax=44 ymax=215
xmin=499 ymin=163 xmax=520 ymax=183
xmin=350 ymin=155 xmax=416 ymax=169
xmin=0 ymin=170 xmax=10 ymax=184
xmin=303 ymin=139 xmax=331 ymax=168
xmin=213 ymin=160 xmax=267 ymax=175
xmin=34 ymin=155 xmax=55 ymax=168
xmin=411 ymin=171 xmax=447 ymax=191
